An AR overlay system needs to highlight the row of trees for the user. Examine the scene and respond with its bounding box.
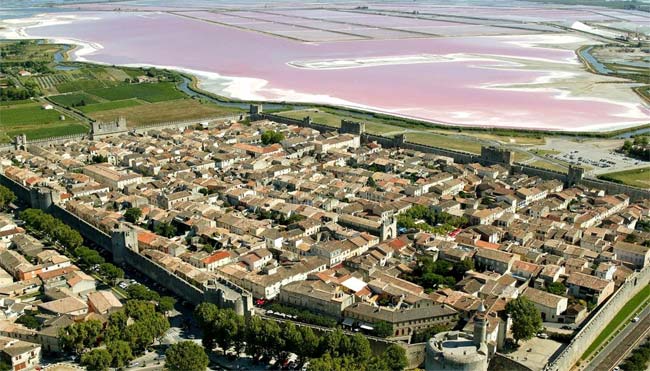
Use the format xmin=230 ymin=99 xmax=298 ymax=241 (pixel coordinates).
xmin=195 ymin=303 xmax=408 ymax=371
xmin=61 ymin=300 xmax=170 ymax=370
xmin=126 ymin=283 xmax=177 ymax=314
xmin=620 ymin=135 xmax=650 ymax=161
xmin=20 ymin=208 xmax=83 ymax=251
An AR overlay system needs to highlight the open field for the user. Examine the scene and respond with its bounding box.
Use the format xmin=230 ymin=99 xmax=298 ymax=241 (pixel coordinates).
xmin=87 ymin=82 xmax=186 ymax=103
xmin=529 ymin=160 xmax=568 ymax=173
xmin=49 ymin=92 xmax=101 ymax=107
xmin=1 ymin=103 xmax=71 ymax=126
xmin=582 ymin=285 xmax=650 ymax=361
xmin=87 ymin=99 xmax=242 ymax=126
xmin=54 ymin=79 xmax=110 ymax=94
xmin=78 ymin=99 xmax=143 ymax=113
xmin=598 ymin=168 xmax=650 ymax=188
xmin=0 ymin=99 xmax=34 ymax=107
xmin=406 ymin=132 xmax=483 ymax=154
xmin=0 ymin=102 xmax=87 ymax=142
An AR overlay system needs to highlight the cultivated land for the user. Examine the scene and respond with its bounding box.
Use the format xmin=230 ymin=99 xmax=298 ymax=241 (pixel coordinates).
xmin=0 ymin=101 xmax=86 ymax=142
xmin=88 ymin=98 xmax=239 ymax=126
xmin=0 ymin=40 xmax=243 ymax=137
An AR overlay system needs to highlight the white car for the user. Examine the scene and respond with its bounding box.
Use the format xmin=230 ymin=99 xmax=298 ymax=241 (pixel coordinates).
xmin=632 ymin=316 xmax=640 ymax=323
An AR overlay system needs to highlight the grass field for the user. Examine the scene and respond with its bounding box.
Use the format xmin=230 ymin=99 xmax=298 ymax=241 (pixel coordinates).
xmin=79 ymin=99 xmax=143 ymax=113
xmin=0 ymin=99 xmax=34 ymax=107
xmin=1 ymin=104 xmax=70 ymax=126
xmin=0 ymin=102 xmax=87 ymax=142
xmin=87 ymin=83 xmax=185 ymax=103
xmin=598 ymin=167 xmax=650 ymax=188
xmin=87 ymin=99 xmax=242 ymax=126
xmin=529 ymin=160 xmax=568 ymax=173
xmin=406 ymin=132 xmax=483 ymax=154
xmin=531 ymin=149 xmax=561 ymax=156
xmin=514 ymin=152 xmax=533 ymax=162
xmin=49 ymin=92 xmax=101 ymax=107
xmin=582 ymin=285 xmax=650 ymax=361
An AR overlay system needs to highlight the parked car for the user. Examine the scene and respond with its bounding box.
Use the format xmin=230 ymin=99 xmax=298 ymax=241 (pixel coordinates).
xmin=537 ymin=333 xmax=549 ymax=339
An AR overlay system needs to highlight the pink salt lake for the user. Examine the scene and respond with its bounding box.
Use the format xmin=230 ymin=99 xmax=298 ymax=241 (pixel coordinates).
xmin=28 ymin=11 xmax=650 ymax=131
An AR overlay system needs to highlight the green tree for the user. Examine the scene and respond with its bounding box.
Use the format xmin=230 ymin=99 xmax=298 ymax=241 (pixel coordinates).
xmin=382 ymin=344 xmax=408 ymax=371
xmin=165 ymin=341 xmax=209 ymax=371
xmin=319 ymin=328 xmax=346 ymax=357
xmin=107 ymin=340 xmax=133 ymax=368
xmin=126 ymin=284 xmax=160 ymax=302
xmin=158 ymin=296 xmax=177 ymax=314
xmin=81 ymin=348 xmax=112 ymax=371
xmin=59 ymin=320 xmax=103 ymax=355
xmin=124 ymin=207 xmax=142 ymax=223
xmin=91 ymin=154 xmax=108 ymax=164
xmin=99 ymin=262 xmax=123 ymax=283
xmin=546 ymin=282 xmax=566 ymax=296
xmin=15 ymin=313 xmax=39 ymax=329
xmin=452 ymin=259 xmax=474 ymax=281
xmin=298 ymin=326 xmax=319 ymax=362
xmin=0 ymin=185 xmax=16 ymax=210
xmin=348 ymin=333 xmax=372 ymax=362
xmin=373 ymin=320 xmax=393 ymax=338
xmin=506 ymin=297 xmax=543 ymax=344
xmin=154 ymin=222 xmax=177 ymax=238
xmin=261 ymin=130 xmax=285 ymax=145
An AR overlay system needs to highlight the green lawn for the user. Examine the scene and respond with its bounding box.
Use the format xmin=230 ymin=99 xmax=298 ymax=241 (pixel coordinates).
xmin=0 ymin=102 xmax=87 ymax=142
xmin=406 ymin=132 xmax=483 ymax=154
xmin=3 ymin=122 xmax=88 ymax=141
xmin=49 ymin=92 xmax=101 ymax=107
xmin=598 ymin=167 xmax=650 ymax=189
xmin=87 ymin=82 xmax=185 ymax=103
xmin=529 ymin=160 xmax=568 ymax=173
xmin=88 ymin=99 xmax=242 ymax=127
xmin=0 ymin=104 xmax=68 ymax=126
xmin=582 ymin=285 xmax=650 ymax=360
xmin=79 ymin=99 xmax=142 ymax=113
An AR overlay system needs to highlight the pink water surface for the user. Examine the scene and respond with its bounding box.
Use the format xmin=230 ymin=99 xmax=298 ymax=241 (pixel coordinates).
xmin=28 ymin=11 xmax=650 ymax=131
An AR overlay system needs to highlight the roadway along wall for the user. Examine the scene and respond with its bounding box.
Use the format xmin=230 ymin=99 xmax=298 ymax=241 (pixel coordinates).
xmin=545 ymin=266 xmax=650 ymax=371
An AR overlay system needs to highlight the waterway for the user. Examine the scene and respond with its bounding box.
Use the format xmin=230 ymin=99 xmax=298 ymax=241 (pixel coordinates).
xmin=578 ymin=46 xmax=612 ymax=74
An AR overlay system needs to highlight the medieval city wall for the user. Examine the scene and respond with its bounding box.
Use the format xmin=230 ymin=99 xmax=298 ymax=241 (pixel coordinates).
xmin=545 ymin=266 xmax=650 ymax=371
xmin=124 ymin=249 xmax=205 ymax=304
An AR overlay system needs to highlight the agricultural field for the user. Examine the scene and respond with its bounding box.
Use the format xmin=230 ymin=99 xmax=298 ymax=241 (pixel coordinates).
xmin=87 ymin=99 xmax=241 ymax=126
xmin=406 ymin=132 xmax=483 ymax=154
xmin=78 ymin=99 xmax=143 ymax=113
xmin=49 ymin=92 xmax=100 ymax=107
xmin=598 ymin=168 xmax=650 ymax=188
xmin=87 ymin=82 xmax=186 ymax=103
xmin=0 ymin=101 xmax=87 ymax=143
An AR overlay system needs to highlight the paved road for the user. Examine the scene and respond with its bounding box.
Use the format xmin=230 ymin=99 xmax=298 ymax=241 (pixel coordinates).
xmin=584 ymin=304 xmax=650 ymax=371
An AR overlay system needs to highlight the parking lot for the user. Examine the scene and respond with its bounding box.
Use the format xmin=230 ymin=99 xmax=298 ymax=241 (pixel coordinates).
xmin=532 ymin=137 xmax=648 ymax=175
